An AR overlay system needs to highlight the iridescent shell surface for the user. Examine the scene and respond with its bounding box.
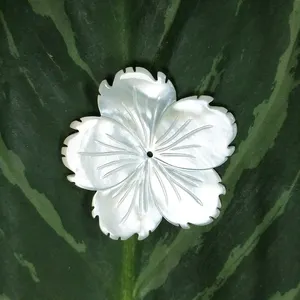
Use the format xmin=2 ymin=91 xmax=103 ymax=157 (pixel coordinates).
xmin=62 ymin=67 xmax=237 ymax=240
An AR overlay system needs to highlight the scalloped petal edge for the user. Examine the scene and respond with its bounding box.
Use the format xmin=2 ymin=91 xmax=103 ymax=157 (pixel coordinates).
xmin=187 ymin=94 xmax=238 ymax=153
xmin=61 ymin=117 xmax=100 ymax=185
xmin=98 ymin=66 xmax=174 ymax=96
xmin=91 ymin=210 xmax=162 ymax=241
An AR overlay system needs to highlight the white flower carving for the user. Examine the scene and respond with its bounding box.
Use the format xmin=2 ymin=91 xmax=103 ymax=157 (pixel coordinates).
xmin=62 ymin=67 xmax=237 ymax=240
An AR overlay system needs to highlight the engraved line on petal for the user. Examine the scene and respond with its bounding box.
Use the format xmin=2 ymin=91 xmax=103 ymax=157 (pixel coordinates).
xmin=133 ymin=87 xmax=149 ymax=146
xmin=122 ymin=103 xmax=146 ymax=145
xmin=171 ymin=177 xmax=203 ymax=206
xmin=155 ymin=156 xmax=214 ymax=171
xmin=164 ymin=166 xmax=202 ymax=188
xmin=78 ymin=151 xmax=138 ymax=157
xmin=120 ymin=184 xmax=139 ymax=224
xmin=171 ymin=144 xmax=202 ymax=151
xmin=138 ymin=179 xmax=145 ymax=217
xmin=116 ymin=180 xmax=137 ymax=208
xmin=138 ymin=162 xmax=149 ymax=217
xmin=122 ymin=103 xmax=139 ymax=129
xmin=95 ymin=139 xmax=129 ymax=152
xmin=160 ymin=152 xmax=195 ymax=159
xmin=168 ymin=167 xmax=203 ymax=185
xmin=116 ymin=108 xmax=146 ymax=151
xmin=149 ymin=96 xmax=161 ymax=146
xmin=153 ymin=165 xmax=168 ymax=205
xmin=102 ymin=162 xmax=138 ymax=179
xmin=155 ymin=116 xmax=180 ymax=146
xmin=148 ymin=165 xmax=185 ymax=227
xmin=157 ymin=124 xmax=213 ymax=152
xmin=148 ymin=171 xmax=167 ymax=219
xmin=158 ymin=119 xmax=192 ymax=148
xmin=112 ymin=162 xmax=144 ymax=198
xmin=97 ymin=158 xmax=136 ymax=171
xmin=142 ymin=161 xmax=150 ymax=214
xmin=159 ymin=163 xmax=203 ymax=206
xmin=155 ymin=161 xmax=181 ymax=202
xmin=105 ymin=133 xmax=139 ymax=153
xmin=94 ymin=165 xmax=142 ymax=195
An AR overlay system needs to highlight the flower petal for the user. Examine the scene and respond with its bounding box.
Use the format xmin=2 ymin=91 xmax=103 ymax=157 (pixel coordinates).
xmin=91 ymin=164 xmax=162 ymax=240
xmin=98 ymin=67 xmax=176 ymax=147
xmin=149 ymin=159 xmax=224 ymax=228
xmin=154 ymin=96 xmax=237 ymax=169
xmin=62 ymin=116 xmax=143 ymax=190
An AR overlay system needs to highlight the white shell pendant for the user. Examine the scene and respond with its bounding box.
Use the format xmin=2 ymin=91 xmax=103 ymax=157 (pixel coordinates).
xmin=62 ymin=67 xmax=237 ymax=240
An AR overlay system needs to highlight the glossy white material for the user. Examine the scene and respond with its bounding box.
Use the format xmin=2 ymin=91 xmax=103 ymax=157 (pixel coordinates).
xmin=62 ymin=67 xmax=237 ymax=240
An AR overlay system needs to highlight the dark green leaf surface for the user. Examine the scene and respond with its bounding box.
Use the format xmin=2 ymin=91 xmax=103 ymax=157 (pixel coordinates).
xmin=1 ymin=0 xmax=300 ymax=299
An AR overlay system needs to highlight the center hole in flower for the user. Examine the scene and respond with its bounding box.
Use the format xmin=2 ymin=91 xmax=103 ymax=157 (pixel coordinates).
xmin=147 ymin=151 xmax=153 ymax=158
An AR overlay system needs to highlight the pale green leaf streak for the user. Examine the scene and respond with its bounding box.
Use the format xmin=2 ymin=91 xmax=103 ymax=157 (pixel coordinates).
xmin=235 ymin=0 xmax=245 ymax=16
xmin=192 ymin=169 xmax=300 ymax=300
xmin=46 ymin=52 xmax=65 ymax=77
xmin=0 ymin=135 xmax=86 ymax=253
xmin=269 ymin=281 xmax=300 ymax=300
xmin=28 ymin=0 xmax=96 ymax=83
xmin=110 ymin=0 xmax=129 ymax=63
xmin=151 ymin=0 xmax=181 ymax=61
xmin=19 ymin=67 xmax=44 ymax=106
xmin=14 ymin=252 xmax=40 ymax=283
xmin=0 ymin=294 xmax=11 ymax=300
xmin=134 ymin=231 xmax=202 ymax=299
xmin=196 ymin=50 xmax=225 ymax=94
xmin=1 ymin=11 xmax=47 ymax=106
xmin=223 ymin=0 xmax=300 ymax=192
xmin=0 ymin=11 xmax=20 ymax=58
xmin=120 ymin=237 xmax=137 ymax=300
xmin=135 ymin=1 xmax=300 ymax=297
xmin=157 ymin=0 xmax=181 ymax=49
xmin=0 ymin=228 xmax=4 ymax=239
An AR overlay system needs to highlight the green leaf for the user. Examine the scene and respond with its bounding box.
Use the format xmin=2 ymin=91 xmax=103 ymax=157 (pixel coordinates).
xmin=1 ymin=0 xmax=300 ymax=299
